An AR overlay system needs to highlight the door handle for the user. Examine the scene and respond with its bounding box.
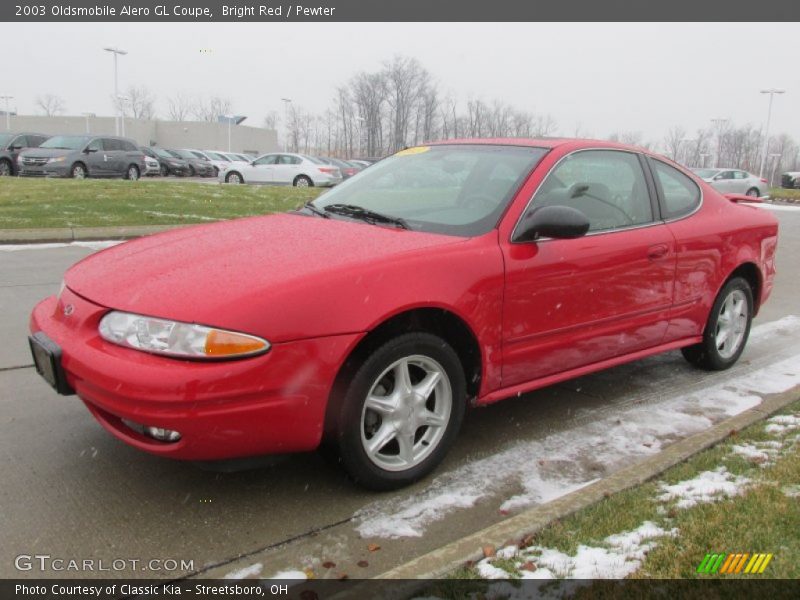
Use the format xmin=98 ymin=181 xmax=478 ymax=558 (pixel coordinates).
xmin=647 ymin=244 xmax=669 ymax=260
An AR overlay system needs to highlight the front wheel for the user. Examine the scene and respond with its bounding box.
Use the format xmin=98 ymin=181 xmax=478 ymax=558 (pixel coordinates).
xmin=70 ymin=163 xmax=87 ymax=179
xmin=293 ymin=175 xmax=313 ymax=187
xmin=334 ymin=332 xmax=466 ymax=490
xmin=0 ymin=159 xmax=12 ymax=177
xmin=225 ymin=172 xmax=243 ymax=184
xmin=681 ymin=276 xmax=753 ymax=370
xmin=160 ymin=164 xmax=169 ymax=177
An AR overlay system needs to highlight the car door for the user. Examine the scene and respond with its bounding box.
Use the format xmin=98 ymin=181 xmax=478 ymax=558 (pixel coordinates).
xmin=711 ymin=170 xmax=735 ymax=193
xmin=501 ymin=149 xmax=676 ymax=386
xmin=247 ymin=154 xmax=278 ymax=183
xmin=273 ymin=154 xmax=302 ymax=184
xmin=83 ymin=138 xmax=107 ymax=176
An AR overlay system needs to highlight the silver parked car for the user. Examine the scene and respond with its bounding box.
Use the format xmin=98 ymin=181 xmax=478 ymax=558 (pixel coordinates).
xmin=691 ymin=168 xmax=767 ymax=198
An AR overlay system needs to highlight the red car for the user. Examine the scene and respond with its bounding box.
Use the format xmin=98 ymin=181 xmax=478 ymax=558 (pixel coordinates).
xmin=29 ymin=139 xmax=778 ymax=490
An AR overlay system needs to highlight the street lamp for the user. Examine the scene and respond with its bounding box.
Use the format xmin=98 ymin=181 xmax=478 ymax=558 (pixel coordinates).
xmin=81 ymin=112 xmax=96 ymax=134
xmin=281 ymin=98 xmax=292 ymax=152
xmin=0 ymin=94 xmax=13 ymax=131
xmin=103 ymin=46 xmax=128 ymax=135
xmin=220 ymin=114 xmax=247 ymax=152
xmin=700 ymin=153 xmax=711 ymax=168
xmin=116 ymin=95 xmax=129 ymax=137
xmin=767 ymin=152 xmax=781 ymax=187
xmin=710 ymin=118 xmax=729 ymax=168
xmin=758 ymin=88 xmax=785 ymax=179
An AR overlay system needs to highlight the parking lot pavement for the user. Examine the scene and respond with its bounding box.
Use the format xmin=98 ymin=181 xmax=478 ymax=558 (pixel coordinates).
xmin=1 ymin=208 xmax=798 ymax=580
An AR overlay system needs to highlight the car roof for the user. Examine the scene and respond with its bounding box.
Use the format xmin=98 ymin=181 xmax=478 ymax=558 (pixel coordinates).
xmin=425 ymin=137 xmax=656 ymax=153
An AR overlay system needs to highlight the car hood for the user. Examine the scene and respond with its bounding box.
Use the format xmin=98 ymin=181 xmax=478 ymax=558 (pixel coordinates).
xmin=65 ymin=213 xmax=465 ymax=340
xmin=20 ymin=148 xmax=74 ymax=159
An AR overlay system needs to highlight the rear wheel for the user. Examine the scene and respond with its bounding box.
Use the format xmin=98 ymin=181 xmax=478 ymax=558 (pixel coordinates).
xmin=159 ymin=164 xmax=169 ymax=177
xmin=681 ymin=276 xmax=753 ymax=370
xmin=746 ymin=187 xmax=760 ymax=197
xmin=333 ymin=332 xmax=466 ymax=490
xmin=0 ymin=159 xmax=12 ymax=176
xmin=70 ymin=163 xmax=87 ymax=179
xmin=294 ymin=175 xmax=313 ymax=187
xmin=126 ymin=165 xmax=140 ymax=181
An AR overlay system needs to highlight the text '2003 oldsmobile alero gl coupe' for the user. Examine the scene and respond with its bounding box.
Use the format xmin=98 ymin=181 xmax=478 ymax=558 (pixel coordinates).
xmin=29 ymin=139 xmax=778 ymax=489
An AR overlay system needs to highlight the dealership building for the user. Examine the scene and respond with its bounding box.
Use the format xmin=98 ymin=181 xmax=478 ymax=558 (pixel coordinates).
xmin=3 ymin=114 xmax=278 ymax=155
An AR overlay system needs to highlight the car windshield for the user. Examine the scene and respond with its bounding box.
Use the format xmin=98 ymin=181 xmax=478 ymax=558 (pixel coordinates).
xmin=40 ymin=135 xmax=91 ymax=150
xmin=0 ymin=133 xmax=13 ymax=147
xmin=152 ymin=148 xmax=174 ymax=159
xmin=311 ymin=144 xmax=548 ymax=237
xmin=692 ymin=169 xmax=718 ymax=178
xmin=173 ymin=150 xmax=196 ymax=159
xmin=207 ymin=152 xmax=229 ymax=161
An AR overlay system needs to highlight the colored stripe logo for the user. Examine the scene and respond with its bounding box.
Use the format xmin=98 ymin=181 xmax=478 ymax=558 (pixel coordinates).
xmin=697 ymin=552 xmax=773 ymax=574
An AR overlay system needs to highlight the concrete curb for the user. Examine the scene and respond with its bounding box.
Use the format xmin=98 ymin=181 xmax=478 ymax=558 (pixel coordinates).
xmin=332 ymin=388 xmax=800 ymax=600
xmin=0 ymin=224 xmax=188 ymax=244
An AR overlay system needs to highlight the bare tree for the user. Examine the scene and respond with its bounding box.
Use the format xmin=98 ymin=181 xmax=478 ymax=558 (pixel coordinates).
xmin=663 ymin=126 xmax=687 ymax=161
xmin=263 ymin=110 xmax=279 ymax=131
xmin=167 ymin=93 xmax=193 ymax=121
xmin=116 ymin=86 xmax=156 ymax=120
xmin=192 ymin=96 xmax=233 ymax=122
xmin=35 ymin=94 xmax=66 ymax=116
xmin=384 ymin=55 xmax=429 ymax=152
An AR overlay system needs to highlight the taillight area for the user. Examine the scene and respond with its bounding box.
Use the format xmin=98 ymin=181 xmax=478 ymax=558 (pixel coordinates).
xmin=318 ymin=167 xmax=338 ymax=175
xmin=344 ymin=168 xmax=357 ymax=176
xmin=760 ymin=178 xmax=768 ymax=183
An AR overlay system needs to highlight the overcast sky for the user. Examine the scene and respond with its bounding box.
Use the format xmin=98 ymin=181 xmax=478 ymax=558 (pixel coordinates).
xmin=1 ymin=22 xmax=796 ymax=146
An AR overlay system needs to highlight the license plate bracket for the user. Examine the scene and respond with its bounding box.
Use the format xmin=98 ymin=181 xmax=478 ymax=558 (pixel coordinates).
xmin=28 ymin=332 xmax=74 ymax=395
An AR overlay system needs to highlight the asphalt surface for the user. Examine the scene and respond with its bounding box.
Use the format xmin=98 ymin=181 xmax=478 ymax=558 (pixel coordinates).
xmin=0 ymin=207 xmax=798 ymax=580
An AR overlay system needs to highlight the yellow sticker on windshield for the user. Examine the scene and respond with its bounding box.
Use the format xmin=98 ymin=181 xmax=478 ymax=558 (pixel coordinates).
xmin=395 ymin=146 xmax=430 ymax=157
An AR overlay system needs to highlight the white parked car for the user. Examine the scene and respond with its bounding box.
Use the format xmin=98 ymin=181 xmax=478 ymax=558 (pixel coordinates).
xmin=690 ymin=168 xmax=768 ymax=198
xmin=219 ymin=152 xmax=342 ymax=187
xmin=143 ymin=155 xmax=161 ymax=176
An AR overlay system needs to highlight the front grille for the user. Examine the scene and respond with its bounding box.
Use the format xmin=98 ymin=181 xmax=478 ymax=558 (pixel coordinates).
xmin=22 ymin=157 xmax=48 ymax=166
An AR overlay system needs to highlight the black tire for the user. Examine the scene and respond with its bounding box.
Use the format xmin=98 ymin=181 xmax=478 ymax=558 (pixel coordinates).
xmin=70 ymin=163 xmax=87 ymax=179
xmin=188 ymin=165 xmax=196 ymax=177
xmin=294 ymin=175 xmax=313 ymax=187
xmin=333 ymin=332 xmax=466 ymax=490
xmin=746 ymin=187 xmax=760 ymax=198
xmin=0 ymin=158 xmax=12 ymax=177
xmin=225 ymin=171 xmax=243 ymax=184
xmin=681 ymin=276 xmax=753 ymax=370
xmin=125 ymin=165 xmax=140 ymax=181
xmin=159 ymin=164 xmax=169 ymax=177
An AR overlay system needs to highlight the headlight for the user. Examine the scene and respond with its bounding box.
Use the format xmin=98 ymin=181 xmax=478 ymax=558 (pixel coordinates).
xmin=98 ymin=311 xmax=270 ymax=359
xmin=46 ymin=156 xmax=66 ymax=164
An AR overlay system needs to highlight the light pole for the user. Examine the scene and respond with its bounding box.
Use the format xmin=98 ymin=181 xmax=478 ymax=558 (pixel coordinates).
xmin=103 ymin=46 xmax=127 ymax=135
xmin=81 ymin=112 xmax=96 ymax=133
xmin=710 ymin=118 xmax=728 ymax=168
xmin=116 ymin=95 xmax=129 ymax=137
xmin=281 ymin=98 xmax=292 ymax=152
xmin=758 ymin=88 xmax=785 ymax=178
xmin=700 ymin=153 xmax=711 ymax=168
xmin=768 ymin=152 xmax=781 ymax=187
xmin=222 ymin=114 xmax=247 ymax=152
xmin=0 ymin=95 xmax=13 ymax=131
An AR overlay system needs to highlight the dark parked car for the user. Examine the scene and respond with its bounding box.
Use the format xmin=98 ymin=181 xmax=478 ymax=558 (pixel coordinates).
xmin=18 ymin=135 xmax=146 ymax=180
xmin=781 ymin=172 xmax=800 ymax=189
xmin=170 ymin=149 xmax=215 ymax=177
xmin=0 ymin=132 xmax=49 ymax=176
xmin=141 ymin=147 xmax=190 ymax=177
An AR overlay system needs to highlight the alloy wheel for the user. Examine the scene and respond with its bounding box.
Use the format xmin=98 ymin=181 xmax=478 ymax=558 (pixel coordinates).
xmin=715 ymin=289 xmax=748 ymax=359
xmin=360 ymin=355 xmax=452 ymax=472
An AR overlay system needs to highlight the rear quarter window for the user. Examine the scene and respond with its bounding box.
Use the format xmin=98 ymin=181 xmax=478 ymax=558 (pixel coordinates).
xmin=651 ymin=159 xmax=701 ymax=220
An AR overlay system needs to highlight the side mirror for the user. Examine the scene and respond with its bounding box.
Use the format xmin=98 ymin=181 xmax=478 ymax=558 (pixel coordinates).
xmin=84 ymin=147 xmax=98 ymax=154
xmin=713 ymin=174 xmax=724 ymax=181
xmin=9 ymin=145 xmax=22 ymax=151
xmin=513 ymin=205 xmax=590 ymax=242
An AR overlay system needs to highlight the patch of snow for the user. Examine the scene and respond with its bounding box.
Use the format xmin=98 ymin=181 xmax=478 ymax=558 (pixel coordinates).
xmin=781 ymin=485 xmax=800 ymax=498
xmin=223 ymin=562 xmax=263 ymax=579
xmin=496 ymin=545 xmax=519 ymax=559
xmin=476 ymin=521 xmax=675 ymax=581
xmin=658 ymin=467 xmax=750 ymax=509
xmin=730 ymin=443 xmax=777 ymax=467
xmin=267 ymin=569 xmax=308 ymax=580
xmin=355 ymin=317 xmax=800 ymax=539
xmin=0 ymin=240 xmax=123 ymax=252
xmin=765 ymin=414 xmax=800 ymax=435
xmin=751 ymin=202 xmax=800 ymax=211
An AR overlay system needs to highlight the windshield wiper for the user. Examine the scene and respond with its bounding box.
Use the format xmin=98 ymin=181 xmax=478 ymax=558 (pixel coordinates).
xmin=323 ymin=204 xmax=408 ymax=229
xmin=298 ymin=201 xmax=330 ymax=219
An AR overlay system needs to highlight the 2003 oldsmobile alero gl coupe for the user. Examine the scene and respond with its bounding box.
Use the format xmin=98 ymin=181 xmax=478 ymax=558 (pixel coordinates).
xmin=29 ymin=139 xmax=779 ymax=490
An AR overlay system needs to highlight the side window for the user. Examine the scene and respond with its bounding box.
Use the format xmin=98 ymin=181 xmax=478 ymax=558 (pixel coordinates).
xmin=719 ymin=170 xmax=734 ymax=180
xmin=254 ymin=155 xmax=278 ymax=166
xmin=651 ymin=160 xmax=701 ymax=220
xmin=734 ymin=171 xmax=748 ymax=180
xmin=122 ymin=140 xmax=138 ymax=152
xmin=11 ymin=136 xmax=28 ymax=148
xmin=276 ymin=155 xmax=301 ymax=165
xmin=30 ymin=136 xmax=47 ymax=147
xmin=86 ymin=139 xmax=103 ymax=152
xmin=102 ymin=139 xmax=122 ymax=151
xmin=532 ymin=150 xmax=653 ymax=232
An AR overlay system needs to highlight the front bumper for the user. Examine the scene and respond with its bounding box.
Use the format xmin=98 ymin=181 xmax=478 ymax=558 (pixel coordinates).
xmin=18 ymin=163 xmax=70 ymax=178
xmin=30 ymin=288 xmax=361 ymax=461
